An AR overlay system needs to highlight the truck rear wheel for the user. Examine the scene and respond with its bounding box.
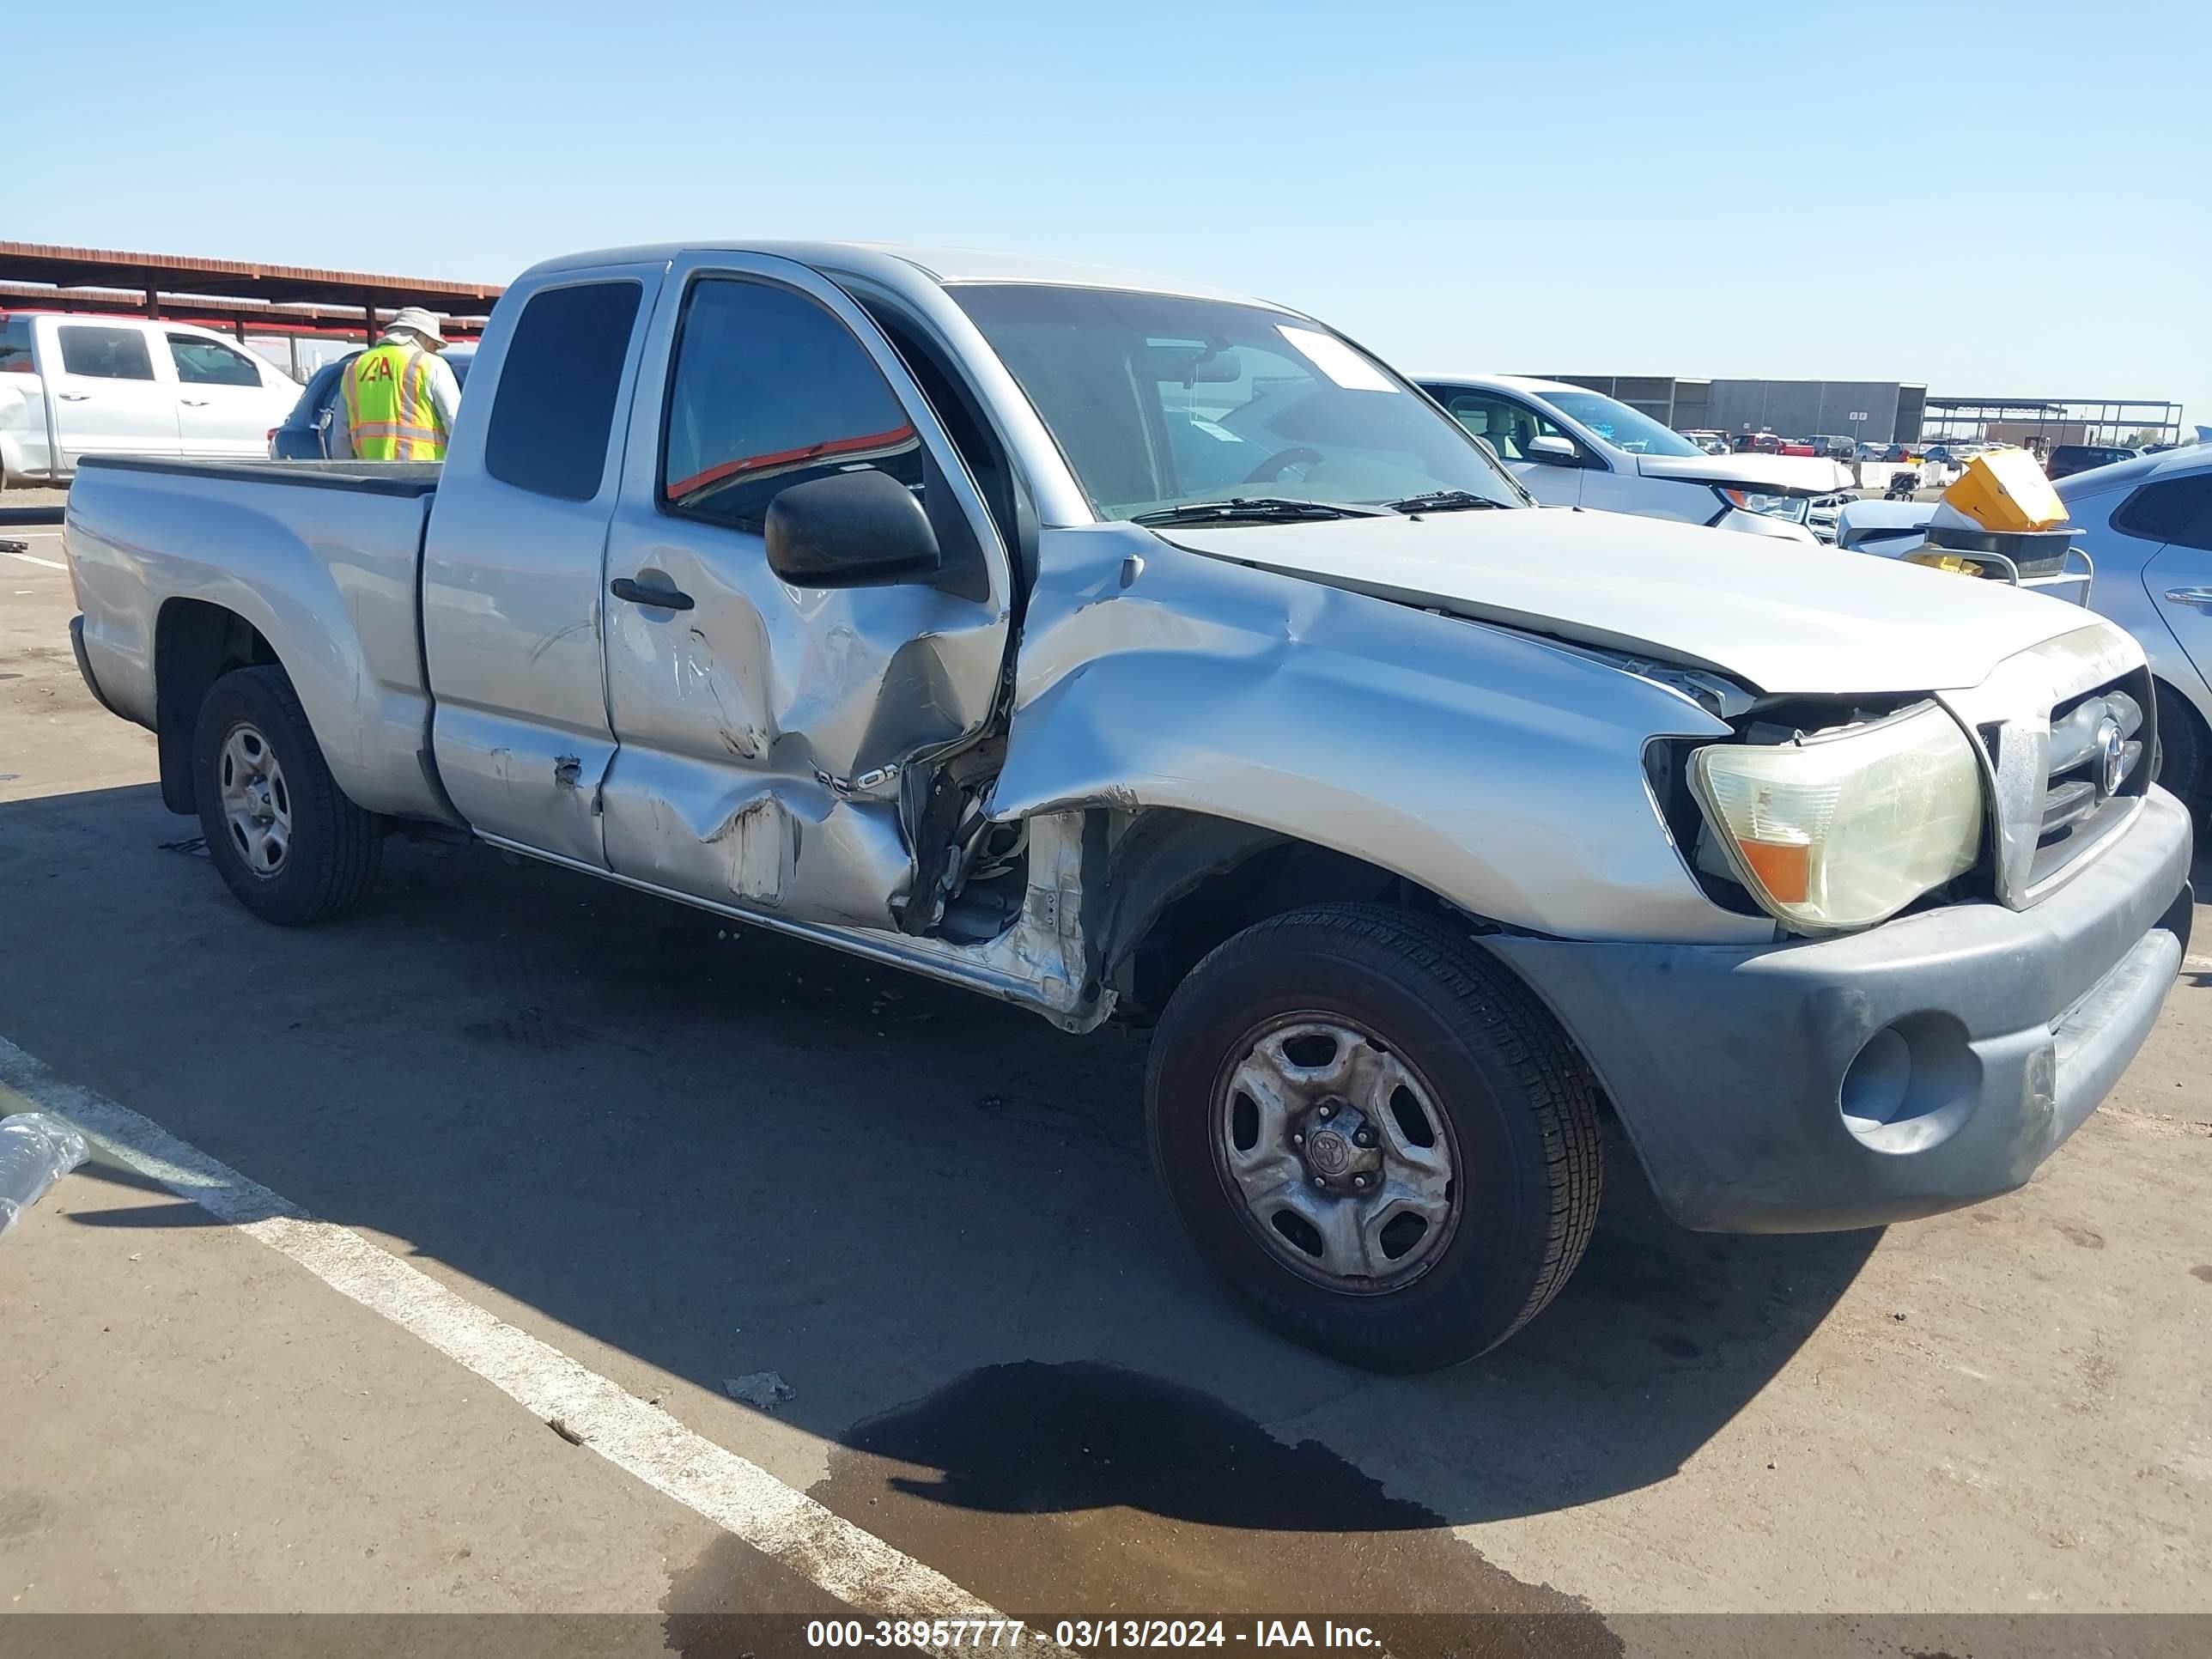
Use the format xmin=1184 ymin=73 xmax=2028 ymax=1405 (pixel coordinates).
xmin=1146 ymin=903 xmax=1601 ymax=1372
xmin=192 ymin=665 xmax=381 ymax=925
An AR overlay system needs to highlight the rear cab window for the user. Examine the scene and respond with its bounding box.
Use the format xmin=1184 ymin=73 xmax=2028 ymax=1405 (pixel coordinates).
xmin=482 ymin=280 xmax=644 ymax=501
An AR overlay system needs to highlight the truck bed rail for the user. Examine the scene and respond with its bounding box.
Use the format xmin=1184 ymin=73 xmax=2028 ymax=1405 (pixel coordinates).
xmin=76 ymin=455 xmax=441 ymax=499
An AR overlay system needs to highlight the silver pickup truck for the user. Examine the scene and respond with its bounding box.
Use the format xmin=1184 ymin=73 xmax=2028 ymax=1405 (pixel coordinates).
xmin=64 ymin=242 xmax=2194 ymax=1371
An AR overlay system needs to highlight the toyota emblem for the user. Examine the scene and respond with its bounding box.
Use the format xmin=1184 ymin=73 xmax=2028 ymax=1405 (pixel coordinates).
xmin=1306 ymin=1129 xmax=1352 ymax=1176
xmin=2094 ymin=719 xmax=2125 ymax=800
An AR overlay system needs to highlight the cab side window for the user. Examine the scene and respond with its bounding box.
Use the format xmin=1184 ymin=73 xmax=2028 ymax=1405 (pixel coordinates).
xmin=168 ymin=335 xmax=268 ymax=387
xmin=661 ymin=278 xmax=923 ymax=533
xmin=1437 ymin=391 xmax=1567 ymax=463
xmin=483 ymin=279 xmax=644 ymax=502
xmin=58 ymin=325 xmax=155 ymax=381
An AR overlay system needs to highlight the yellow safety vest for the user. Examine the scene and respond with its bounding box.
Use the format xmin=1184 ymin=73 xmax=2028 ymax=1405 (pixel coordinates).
xmin=342 ymin=343 xmax=447 ymax=461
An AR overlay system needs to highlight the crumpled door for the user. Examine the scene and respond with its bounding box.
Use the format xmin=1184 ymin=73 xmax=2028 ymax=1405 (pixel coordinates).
xmin=596 ymin=253 xmax=1014 ymax=932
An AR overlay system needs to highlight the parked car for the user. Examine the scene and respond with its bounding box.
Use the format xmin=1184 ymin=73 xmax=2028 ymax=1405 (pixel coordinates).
xmin=1418 ymin=374 xmax=1848 ymax=539
xmin=1677 ymin=428 xmax=1731 ymax=456
xmin=1922 ymin=443 xmax=2003 ymax=469
xmin=0 ymin=313 xmax=299 ymax=485
xmin=1834 ymin=447 xmax=2212 ymax=814
xmin=2056 ymin=450 xmax=2212 ymax=811
xmin=269 ymin=344 xmax=477 ymax=460
xmin=66 ymin=240 xmax=2191 ymax=1372
xmin=1733 ymin=432 xmax=1784 ymax=454
xmin=1808 ymin=435 xmax=1858 ymax=462
xmin=2047 ymin=444 xmax=2141 ymax=480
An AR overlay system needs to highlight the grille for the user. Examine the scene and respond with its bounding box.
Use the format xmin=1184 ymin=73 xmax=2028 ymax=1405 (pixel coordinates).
xmin=2021 ymin=669 xmax=2154 ymax=891
xmin=1945 ymin=627 xmax=2154 ymax=911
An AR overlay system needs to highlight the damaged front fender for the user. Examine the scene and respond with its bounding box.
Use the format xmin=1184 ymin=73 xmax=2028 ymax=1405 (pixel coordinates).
xmin=993 ymin=523 xmax=1768 ymax=947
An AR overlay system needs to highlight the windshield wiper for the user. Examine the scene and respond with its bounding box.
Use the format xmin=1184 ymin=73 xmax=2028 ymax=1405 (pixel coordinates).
xmin=1383 ymin=489 xmax=1509 ymax=514
xmin=1129 ymin=496 xmax=1385 ymax=526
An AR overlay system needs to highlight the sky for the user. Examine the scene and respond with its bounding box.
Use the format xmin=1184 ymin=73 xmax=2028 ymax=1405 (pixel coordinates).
xmin=19 ymin=0 xmax=2211 ymax=430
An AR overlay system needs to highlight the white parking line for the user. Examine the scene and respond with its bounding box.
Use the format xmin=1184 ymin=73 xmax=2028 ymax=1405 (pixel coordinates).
xmin=1 ymin=549 xmax=65 ymax=570
xmin=0 ymin=1035 xmax=1017 ymax=1626
xmin=2187 ymin=955 xmax=2212 ymax=974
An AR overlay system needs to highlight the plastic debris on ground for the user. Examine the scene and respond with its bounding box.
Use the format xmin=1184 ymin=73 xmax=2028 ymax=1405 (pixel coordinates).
xmin=0 ymin=1112 xmax=91 ymax=1245
xmin=723 ymin=1370 xmax=797 ymax=1411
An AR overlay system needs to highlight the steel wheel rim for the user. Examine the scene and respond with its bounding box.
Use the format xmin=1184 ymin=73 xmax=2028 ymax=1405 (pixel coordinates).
xmin=1211 ymin=1013 xmax=1462 ymax=1295
xmin=217 ymin=721 xmax=292 ymax=880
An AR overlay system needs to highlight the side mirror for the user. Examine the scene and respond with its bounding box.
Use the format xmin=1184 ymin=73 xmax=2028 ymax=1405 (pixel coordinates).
xmin=1525 ymin=434 xmax=1581 ymax=465
xmin=763 ymin=468 xmax=941 ymax=587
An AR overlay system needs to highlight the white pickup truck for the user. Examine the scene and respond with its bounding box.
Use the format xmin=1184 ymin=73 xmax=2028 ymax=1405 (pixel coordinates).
xmin=2 ymin=313 xmax=301 ymax=484
xmin=64 ymin=242 xmax=2194 ymax=1371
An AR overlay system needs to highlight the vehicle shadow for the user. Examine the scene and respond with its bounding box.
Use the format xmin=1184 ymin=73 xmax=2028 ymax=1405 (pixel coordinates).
xmin=3 ymin=782 xmax=1888 ymax=1535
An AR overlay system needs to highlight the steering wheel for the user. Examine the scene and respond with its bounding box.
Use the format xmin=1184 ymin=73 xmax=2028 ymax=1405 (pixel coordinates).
xmin=1242 ymin=445 xmax=1323 ymax=485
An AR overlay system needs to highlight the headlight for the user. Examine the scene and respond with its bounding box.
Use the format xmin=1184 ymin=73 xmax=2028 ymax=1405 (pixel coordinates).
xmin=1713 ymin=485 xmax=1810 ymax=524
xmin=1691 ymin=702 xmax=1984 ymax=933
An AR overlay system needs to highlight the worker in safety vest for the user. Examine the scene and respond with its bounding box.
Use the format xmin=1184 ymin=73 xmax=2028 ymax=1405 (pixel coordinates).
xmin=330 ymin=306 xmax=461 ymax=461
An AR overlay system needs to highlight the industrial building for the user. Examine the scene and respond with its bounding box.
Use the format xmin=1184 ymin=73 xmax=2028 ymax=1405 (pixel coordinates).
xmin=1543 ymin=374 xmax=2189 ymax=450
xmin=1542 ymin=375 xmax=1929 ymax=446
xmin=1918 ymin=395 xmax=2190 ymax=451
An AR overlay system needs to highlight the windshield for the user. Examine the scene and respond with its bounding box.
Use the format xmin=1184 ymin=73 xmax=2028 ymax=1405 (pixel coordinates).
xmin=1534 ymin=389 xmax=1705 ymax=458
xmin=949 ymin=285 xmax=1523 ymax=520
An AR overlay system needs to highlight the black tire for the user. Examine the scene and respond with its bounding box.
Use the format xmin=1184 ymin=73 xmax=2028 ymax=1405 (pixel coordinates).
xmin=193 ymin=665 xmax=381 ymax=924
xmin=1146 ymin=902 xmax=1601 ymax=1372
xmin=2153 ymin=680 xmax=2208 ymax=814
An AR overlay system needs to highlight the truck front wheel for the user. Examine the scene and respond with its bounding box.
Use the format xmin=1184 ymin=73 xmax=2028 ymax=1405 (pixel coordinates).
xmin=192 ymin=665 xmax=381 ymax=925
xmin=1146 ymin=903 xmax=1602 ymax=1372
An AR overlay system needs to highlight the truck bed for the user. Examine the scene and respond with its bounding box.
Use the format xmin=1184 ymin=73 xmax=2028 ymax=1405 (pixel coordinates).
xmin=67 ymin=452 xmax=453 ymax=826
xmin=81 ymin=454 xmax=441 ymax=498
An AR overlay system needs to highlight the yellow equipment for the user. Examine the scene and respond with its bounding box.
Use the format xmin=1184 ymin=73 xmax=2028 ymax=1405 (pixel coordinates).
xmin=1902 ymin=550 xmax=1986 ymax=579
xmin=1938 ymin=447 xmax=2067 ymax=534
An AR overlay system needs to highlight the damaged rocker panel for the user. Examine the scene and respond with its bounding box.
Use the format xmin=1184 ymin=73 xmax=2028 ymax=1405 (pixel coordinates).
xmin=482 ymin=809 xmax=1106 ymax=1030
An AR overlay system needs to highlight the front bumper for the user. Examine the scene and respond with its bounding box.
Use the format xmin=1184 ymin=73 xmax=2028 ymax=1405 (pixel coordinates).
xmin=1483 ymin=788 xmax=2194 ymax=1232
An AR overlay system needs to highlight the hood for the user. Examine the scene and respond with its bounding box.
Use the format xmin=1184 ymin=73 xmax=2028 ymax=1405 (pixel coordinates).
xmin=1634 ymin=450 xmax=1853 ymax=493
xmin=1158 ymin=507 xmax=2106 ymax=696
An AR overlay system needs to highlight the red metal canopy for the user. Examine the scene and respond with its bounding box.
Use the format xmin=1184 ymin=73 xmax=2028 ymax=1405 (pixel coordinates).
xmin=0 ymin=241 xmax=503 ymax=341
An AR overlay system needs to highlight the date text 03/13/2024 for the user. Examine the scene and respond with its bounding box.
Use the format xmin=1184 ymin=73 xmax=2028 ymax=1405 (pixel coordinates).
xmin=804 ymin=1620 xmax=1383 ymax=1650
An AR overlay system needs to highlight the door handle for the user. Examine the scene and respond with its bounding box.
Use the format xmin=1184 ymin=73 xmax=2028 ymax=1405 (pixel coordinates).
xmin=2165 ymin=586 xmax=2212 ymax=614
xmin=179 ymin=398 xmax=211 ymax=407
xmin=609 ymin=576 xmax=695 ymax=611
xmin=57 ymin=392 xmax=90 ymax=402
